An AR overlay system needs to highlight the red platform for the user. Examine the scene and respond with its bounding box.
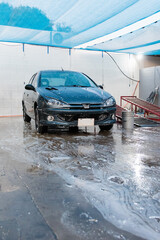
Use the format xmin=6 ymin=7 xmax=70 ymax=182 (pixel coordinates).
xmin=120 ymin=96 xmax=160 ymax=121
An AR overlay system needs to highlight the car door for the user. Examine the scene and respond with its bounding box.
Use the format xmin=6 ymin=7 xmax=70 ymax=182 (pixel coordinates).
xmin=24 ymin=74 xmax=37 ymax=118
xmin=30 ymin=73 xmax=38 ymax=119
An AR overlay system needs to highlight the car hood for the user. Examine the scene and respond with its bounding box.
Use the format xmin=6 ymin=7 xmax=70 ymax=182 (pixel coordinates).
xmin=39 ymin=87 xmax=112 ymax=104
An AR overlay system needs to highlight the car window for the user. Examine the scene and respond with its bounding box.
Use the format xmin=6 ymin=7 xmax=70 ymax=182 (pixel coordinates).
xmin=40 ymin=77 xmax=66 ymax=87
xmin=39 ymin=71 xmax=97 ymax=88
xmin=29 ymin=74 xmax=35 ymax=84
xmin=32 ymin=73 xmax=38 ymax=87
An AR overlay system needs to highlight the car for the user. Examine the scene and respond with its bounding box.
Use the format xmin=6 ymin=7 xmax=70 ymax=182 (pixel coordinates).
xmin=22 ymin=70 xmax=116 ymax=133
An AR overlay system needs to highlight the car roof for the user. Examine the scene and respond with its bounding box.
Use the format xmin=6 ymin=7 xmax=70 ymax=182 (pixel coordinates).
xmin=39 ymin=70 xmax=81 ymax=74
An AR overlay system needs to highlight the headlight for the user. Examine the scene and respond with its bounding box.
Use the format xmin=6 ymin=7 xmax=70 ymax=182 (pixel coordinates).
xmin=104 ymin=97 xmax=116 ymax=107
xmin=46 ymin=98 xmax=70 ymax=108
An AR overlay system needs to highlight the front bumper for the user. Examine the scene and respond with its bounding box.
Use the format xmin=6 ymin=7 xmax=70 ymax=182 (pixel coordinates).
xmin=38 ymin=107 xmax=116 ymax=127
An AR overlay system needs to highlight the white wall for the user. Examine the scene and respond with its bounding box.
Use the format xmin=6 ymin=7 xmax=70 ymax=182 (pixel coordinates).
xmin=0 ymin=43 xmax=140 ymax=116
xmin=140 ymin=66 xmax=160 ymax=106
xmin=139 ymin=55 xmax=160 ymax=69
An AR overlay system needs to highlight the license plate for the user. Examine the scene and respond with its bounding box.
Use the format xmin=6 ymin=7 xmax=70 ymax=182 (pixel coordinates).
xmin=78 ymin=118 xmax=94 ymax=127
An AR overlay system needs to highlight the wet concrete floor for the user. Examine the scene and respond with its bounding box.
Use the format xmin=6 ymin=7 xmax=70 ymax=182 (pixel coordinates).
xmin=0 ymin=117 xmax=160 ymax=240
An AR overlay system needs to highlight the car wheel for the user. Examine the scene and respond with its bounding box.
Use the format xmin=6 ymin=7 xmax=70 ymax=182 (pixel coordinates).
xmin=69 ymin=126 xmax=79 ymax=132
xmin=23 ymin=105 xmax=31 ymax=122
xmin=35 ymin=107 xmax=47 ymax=134
xmin=99 ymin=124 xmax=113 ymax=131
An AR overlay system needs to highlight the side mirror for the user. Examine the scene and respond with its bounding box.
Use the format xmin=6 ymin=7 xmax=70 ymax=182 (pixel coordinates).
xmin=99 ymin=85 xmax=103 ymax=89
xmin=25 ymin=84 xmax=36 ymax=92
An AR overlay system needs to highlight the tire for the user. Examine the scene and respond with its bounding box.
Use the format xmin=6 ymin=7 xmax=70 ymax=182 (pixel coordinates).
xmin=35 ymin=107 xmax=47 ymax=134
xmin=99 ymin=124 xmax=113 ymax=131
xmin=23 ymin=104 xmax=31 ymax=122
xmin=69 ymin=126 xmax=79 ymax=132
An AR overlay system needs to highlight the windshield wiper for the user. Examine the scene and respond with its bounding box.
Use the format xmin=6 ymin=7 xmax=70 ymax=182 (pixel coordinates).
xmin=45 ymin=86 xmax=58 ymax=90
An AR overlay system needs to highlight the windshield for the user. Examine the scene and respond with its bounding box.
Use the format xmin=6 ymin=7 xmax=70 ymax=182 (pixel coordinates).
xmin=39 ymin=71 xmax=97 ymax=88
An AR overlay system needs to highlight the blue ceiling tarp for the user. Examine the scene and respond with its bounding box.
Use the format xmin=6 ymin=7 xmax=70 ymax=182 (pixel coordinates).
xmin=87 ymin=21 xmax=160 ymax=55
xmin=0 ymin=0 xmax=160 ymax=54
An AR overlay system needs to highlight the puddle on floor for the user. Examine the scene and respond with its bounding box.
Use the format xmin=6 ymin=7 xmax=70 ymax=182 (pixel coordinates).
xmin=0 ymin=117 xmax=160 ymax=240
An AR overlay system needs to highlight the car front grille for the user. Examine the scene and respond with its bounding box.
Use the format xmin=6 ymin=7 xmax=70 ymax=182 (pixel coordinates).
xmin=69 ymin=103 xmax=104 ymax=110
xmin=57 ymin=113 xmax=109 ymax=122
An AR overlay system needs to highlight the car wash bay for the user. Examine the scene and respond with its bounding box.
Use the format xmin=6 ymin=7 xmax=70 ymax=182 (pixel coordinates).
xmin=0 ymin=116 xmax=160 ymax=240
xmin=1 ymin=1 xmax=160 ymax=239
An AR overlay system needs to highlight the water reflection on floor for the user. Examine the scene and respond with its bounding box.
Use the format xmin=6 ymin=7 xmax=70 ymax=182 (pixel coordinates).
xmin=0 ymin=117 xmax=160 ymax=240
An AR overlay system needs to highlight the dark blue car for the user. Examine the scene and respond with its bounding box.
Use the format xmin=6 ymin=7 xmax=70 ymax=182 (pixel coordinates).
xmin=22 ymin=70 xmax=116 ymax=133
